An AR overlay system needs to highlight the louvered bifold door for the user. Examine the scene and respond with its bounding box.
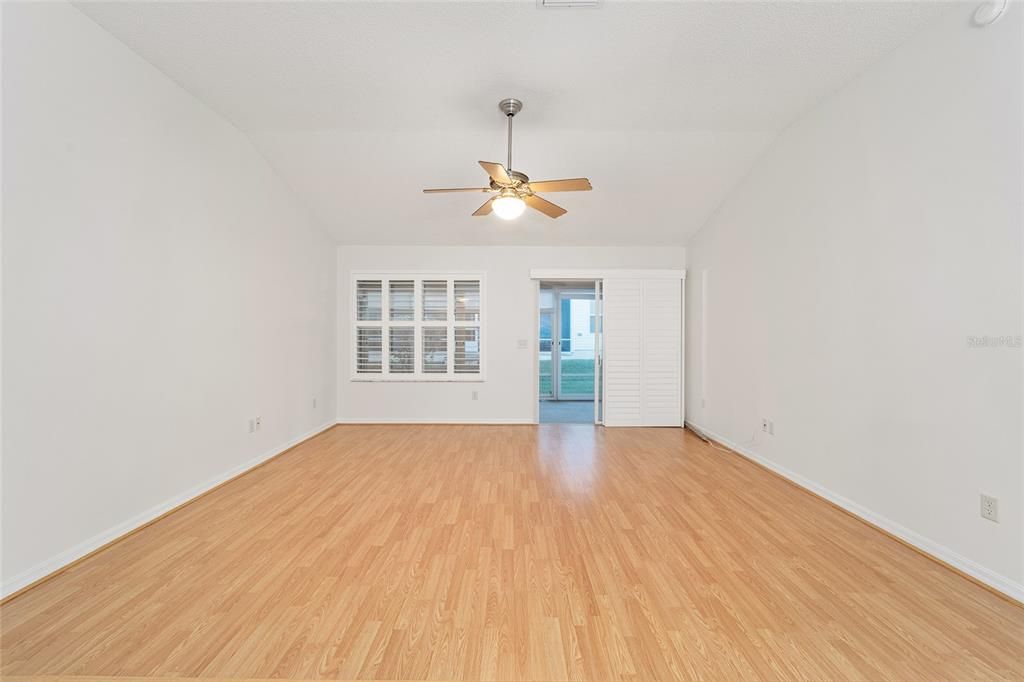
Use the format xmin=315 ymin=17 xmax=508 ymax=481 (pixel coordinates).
xmin=641 ymin=278 xmax=682 ymax=426
xmin=602 ymin=278 xmax=643 ymax=426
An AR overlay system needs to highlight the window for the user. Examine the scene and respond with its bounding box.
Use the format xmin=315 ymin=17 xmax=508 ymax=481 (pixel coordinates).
xmin=356 ymin=280 xmax=382 ymax=321
xmin=389 ymin=327 xmax=414 ymax=373
xmin=351 ymin=273 xmax=484 ymax=381
xmin=454 ymin=327 xmax=481 ymax=373
xmin=454 ymin=280 xmax=480 ymax=321
xmin=355 ymin=327 xmax=382 ymax=373
xmin=389 ymin=280 xmax=414 ymax=321
xmin=422 ymin=280 xmax=448 ymax=321
xmin=422 ymin=327 xmax=448 ymax=373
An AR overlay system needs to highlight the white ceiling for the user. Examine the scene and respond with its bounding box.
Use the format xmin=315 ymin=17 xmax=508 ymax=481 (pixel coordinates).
xmin=76 ymin=0 xmax=955 ymax=245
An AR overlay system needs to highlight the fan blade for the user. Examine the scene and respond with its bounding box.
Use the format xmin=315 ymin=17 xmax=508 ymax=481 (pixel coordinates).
xmin=524 ymin=194 xmax=567 ymax=219
xmin=423 ymin=187 xmax=491 ymax=194
xmin=479 ymin=161 xmax=512 ymax=185
xmin=527 ymin=178 xmax=592 ymax=193
xmin=472 ymin=198 xmax=494 ymax=216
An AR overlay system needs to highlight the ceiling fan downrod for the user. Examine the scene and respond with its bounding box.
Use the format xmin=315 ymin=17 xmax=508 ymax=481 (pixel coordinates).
xmin=498 ymin=98 xmax=522 ymax=173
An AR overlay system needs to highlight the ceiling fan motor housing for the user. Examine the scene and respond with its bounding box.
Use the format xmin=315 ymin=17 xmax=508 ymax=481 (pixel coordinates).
xmin=490 ymin=170 xmax=530 ymax=190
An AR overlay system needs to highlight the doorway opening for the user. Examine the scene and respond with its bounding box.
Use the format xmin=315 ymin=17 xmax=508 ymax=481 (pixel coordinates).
xmin=538 ymin=281 xmax=602 ymax=423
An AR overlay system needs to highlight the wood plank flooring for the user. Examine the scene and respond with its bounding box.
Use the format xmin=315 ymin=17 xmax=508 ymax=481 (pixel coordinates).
xmin=2 ymin=425 xmax=1022 ymax=680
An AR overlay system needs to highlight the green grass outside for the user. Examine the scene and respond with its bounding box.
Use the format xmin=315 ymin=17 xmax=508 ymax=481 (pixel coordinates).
xmin=539 ymin=358 xmax=595 ymax=397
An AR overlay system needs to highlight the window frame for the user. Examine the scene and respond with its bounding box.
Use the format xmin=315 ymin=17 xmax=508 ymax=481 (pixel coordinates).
xmin=350 ymin=271 xmax=486 ymax=382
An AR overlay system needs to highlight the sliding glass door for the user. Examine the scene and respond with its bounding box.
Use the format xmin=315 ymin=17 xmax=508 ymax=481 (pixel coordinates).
xmin=539 ymin=285 xmax=596 ymax=401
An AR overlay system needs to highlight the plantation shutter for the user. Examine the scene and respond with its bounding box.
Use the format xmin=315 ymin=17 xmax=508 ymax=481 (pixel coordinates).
xmin=389 ymin=327 xmax=414 ymax=373
xmin=356 ymin=327 xmax=383 ymax=374
xmin=602 ymin=279 xmax=643 ymax=426
xmin=356 ymin=280 xmax=382 ymax=321
xmin=389 ymin=280 xmax=415 ymax=321
xmin=422 ymin=280 xmax=448 ymax=321
xmin=422 ymin=327 xmax=448 ymax=373
xmin=351 ymin=273 xmax=483 ymax=381
xmin=641 ymin=279 xmax=682 ymax=426
xmin=454 ymin=280 xmax=481 ymax=321
xmin=602 ymin=277 xmax=682 ymax=426
xmin=454 ymin=327 xmax=481 ymax=373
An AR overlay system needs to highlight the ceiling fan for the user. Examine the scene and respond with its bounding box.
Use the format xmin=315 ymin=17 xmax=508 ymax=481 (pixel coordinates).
xmin=423 ymin=98 xmax=592 ymax=220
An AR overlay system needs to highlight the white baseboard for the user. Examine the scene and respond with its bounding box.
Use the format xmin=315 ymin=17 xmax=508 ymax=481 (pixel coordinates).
xmin=686 ymin=422 xmax=1024 ymax=604
xmin=1 ymin=421 xmax=336 ymax=600
xmin=336 ymin=418 xmax=536 ymax=425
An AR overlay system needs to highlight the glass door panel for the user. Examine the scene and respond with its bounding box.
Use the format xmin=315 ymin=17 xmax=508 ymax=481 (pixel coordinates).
xmin=539 ymin=283 xmax=600 ymax=419
xmin=539 ymin=310 xmax=554 ymax=398
xmin=557 ymin=295 xmax=596 ymax=399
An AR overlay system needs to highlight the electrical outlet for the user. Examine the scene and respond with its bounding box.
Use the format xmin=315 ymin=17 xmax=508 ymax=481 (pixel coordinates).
xmin=516 ymin=339 xmax=528 ymax=350
xmin=980 ymin=494 xmax=999 ymax=523
xmin=471 ymin=390 xmax=479 ymax=401
xmin=255 ymin=416 xmax=262 ymax=431
xmin=248 ymin=418 xmax=255 ymax=434
xmin=761 ymin=418 xmax=769 ymax=433
xmin=313 ymin=397 xmax=317 ymax=409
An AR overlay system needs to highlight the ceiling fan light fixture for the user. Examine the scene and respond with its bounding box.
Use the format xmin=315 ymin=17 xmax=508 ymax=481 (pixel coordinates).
xmin=492 ymin=193 xmax=526 ymax=220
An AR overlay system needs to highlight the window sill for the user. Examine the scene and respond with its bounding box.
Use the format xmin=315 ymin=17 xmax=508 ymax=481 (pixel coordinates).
xmin=350 ymin=375 xmax=486 ymax=383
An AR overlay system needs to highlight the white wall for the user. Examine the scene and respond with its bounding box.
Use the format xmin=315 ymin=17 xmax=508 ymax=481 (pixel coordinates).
xmin=685 ymin=5 xmax=1023 ymax=598
xmin=1 ymin=2 xmax=337 ymax=595
xmin=338 ymin=246 xmax=685 ymax=422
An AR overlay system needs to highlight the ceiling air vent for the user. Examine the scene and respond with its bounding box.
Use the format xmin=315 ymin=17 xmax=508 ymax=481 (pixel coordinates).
xmin=537 ymin=0 xmax=603 ymax=8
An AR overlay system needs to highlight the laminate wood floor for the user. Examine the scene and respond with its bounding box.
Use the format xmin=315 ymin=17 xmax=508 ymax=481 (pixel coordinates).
xmin=2 ymin=425 xmax=1022 ymax=681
